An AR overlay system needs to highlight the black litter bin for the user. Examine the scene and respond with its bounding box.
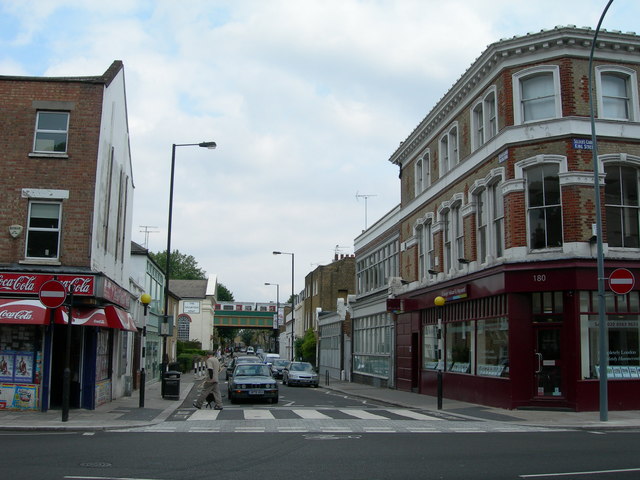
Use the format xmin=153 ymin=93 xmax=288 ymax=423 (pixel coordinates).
xmin=162 ymin=370 xmax=181 ymax=400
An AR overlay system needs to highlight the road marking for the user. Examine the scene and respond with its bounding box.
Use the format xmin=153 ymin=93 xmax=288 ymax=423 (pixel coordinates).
xmin=244 ymin=409 xmax=275 ymax=420
xmin=520 ymin=467 xmax=640 ymax=478
xmin=293 ymin=409 xmax=332 ymax=419
xmin=188 ymin=410 xmax=221 ymax=421
xmin=340 ymin=409 xmax=388 ymax=420
xmin=387 ymin=409 xmax=443 ymax=421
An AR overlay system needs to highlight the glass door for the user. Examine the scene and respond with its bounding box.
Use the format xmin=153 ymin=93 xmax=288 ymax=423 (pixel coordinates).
xmin=534 ymin=327 xmax=564 ymax=398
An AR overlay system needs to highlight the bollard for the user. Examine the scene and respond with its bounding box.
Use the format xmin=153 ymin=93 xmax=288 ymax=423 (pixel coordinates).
xmin=325 ymin=370 xmax=329 ymax=386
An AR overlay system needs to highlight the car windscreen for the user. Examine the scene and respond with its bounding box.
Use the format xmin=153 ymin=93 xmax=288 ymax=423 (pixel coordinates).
xmin=291 ymin=363 xmax=313 ymax=372
xmin=235 ymin=365 xmax=271 ymax=376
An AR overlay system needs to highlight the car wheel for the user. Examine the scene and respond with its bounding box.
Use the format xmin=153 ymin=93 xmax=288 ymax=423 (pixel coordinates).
xmin=272 ymin=396 xmax=279 ymax=404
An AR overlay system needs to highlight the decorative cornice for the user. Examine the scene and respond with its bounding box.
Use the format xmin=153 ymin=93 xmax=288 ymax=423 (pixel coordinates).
xmin=388 ymin=26 xmax=640 ymax=167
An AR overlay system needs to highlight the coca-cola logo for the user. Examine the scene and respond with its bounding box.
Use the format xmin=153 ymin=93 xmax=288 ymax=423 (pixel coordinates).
xmin=0 ymin=309 xmax=34 ymax=320
xmin=61 ymin=278 xmax=92 ymax=294
xmin=0 ymin=275 xmax=37 ymax=292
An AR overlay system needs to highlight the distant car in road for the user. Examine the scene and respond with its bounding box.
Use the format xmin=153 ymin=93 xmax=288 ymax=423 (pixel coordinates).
xmin=225 ymin=355 xmax=261 ymax=380
xmin=282 ymin=361 xmax=319 ymax=387
xmin=246 ymin=346 xmax=255 ymax=354
xmin=227 ymin=363 xmax=278 ymax=404
xmin=270 ymin=359 xmax=290 ymax=379
xmin=263 ymin=353 xmax=280 ymax=366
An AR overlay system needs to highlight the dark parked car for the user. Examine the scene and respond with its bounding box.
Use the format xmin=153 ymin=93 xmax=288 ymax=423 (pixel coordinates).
xmin=282 ymin=361 xmax=319 ymax=387
xmin=227 ymin=363 xmax=279 ymax=404
xmin=225 ymin=355 xmax=261 ymax=380
xmin=270 ymin=359 xmax=290 ymax=379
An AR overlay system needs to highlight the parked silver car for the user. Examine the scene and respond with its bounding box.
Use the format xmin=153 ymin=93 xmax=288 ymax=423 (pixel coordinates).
xmin=270 ymin=359 xmax=290 ymax=379
xmin=282 ymin=361 xmax=319 ymax=387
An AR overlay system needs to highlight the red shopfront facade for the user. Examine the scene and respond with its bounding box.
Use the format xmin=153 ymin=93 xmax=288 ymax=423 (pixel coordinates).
xmin=393 ymin=259 xmax=640 ymax=411
xmin=0 ymin=272 xmax=135 ymax=411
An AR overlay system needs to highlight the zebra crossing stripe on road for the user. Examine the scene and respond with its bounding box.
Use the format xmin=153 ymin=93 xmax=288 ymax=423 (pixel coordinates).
xmin=293 ymin=409 xmax=332 ymax=419
xmin=339 ymin=409 xmax=389 ymax=420
xmin=387 ymin=409 xmax=444 ymax=421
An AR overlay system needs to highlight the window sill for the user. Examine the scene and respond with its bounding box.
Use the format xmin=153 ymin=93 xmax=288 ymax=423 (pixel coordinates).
xmin=19 ymin=259 xmax=61 ymax=266
xmin=28 ymin=152 xmax=69 ymax=159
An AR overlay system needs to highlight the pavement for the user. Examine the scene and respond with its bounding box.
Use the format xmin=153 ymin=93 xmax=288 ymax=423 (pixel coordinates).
xmin=0 ymin=373 xmax=639 ymax=432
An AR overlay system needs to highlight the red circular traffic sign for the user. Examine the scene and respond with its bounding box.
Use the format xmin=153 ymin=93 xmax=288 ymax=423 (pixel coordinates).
xmin=609 ymin=268 xmax=635 ymax=295
xmin=39 ymin=280 xmax=67 ymax=308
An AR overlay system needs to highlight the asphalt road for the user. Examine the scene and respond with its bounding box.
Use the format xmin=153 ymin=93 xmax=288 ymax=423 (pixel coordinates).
xmin=2 ymin=430 xmax=640 ymax=479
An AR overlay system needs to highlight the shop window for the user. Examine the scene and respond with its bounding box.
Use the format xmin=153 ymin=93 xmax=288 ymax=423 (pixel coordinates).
xmin=605 ymin=164 xmax=639 ymax=248
xmin=513 ymin=66 xmax=561 ymax=124
xmin=26 ymin=201 xmax=62 ymax=259
xmin=476 ymin=318 xmax=509 ymax=377
xmin=445 ymin=321 xmax=472 ymax=373
xmin=422 ymin=324 xmax=439 ymax=370
xmin=353 ymin=314 xmax=392 ymax=377
xmin=596 ymin=66 xmax=639 ymax=121
xmin=33 ymin=111 xmax=69 ymax=153
xmin=526 ymin=163 xmax=563 ymax=250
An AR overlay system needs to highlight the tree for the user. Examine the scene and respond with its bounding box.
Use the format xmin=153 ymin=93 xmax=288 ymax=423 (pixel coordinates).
xmin=150 ymin=249 xmax=206 ymax=280
xmin=216 ymin=327 xmax=238 ymax=350
xmin=217 ymin=283 xmax=234 ymax=301
xmin=300 ymin=328 xmax=317 ymax=364
xmin=240 ymin=329 xmax=254 ymax=347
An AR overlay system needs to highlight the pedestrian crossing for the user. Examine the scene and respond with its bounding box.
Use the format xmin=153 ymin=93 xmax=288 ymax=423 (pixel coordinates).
xmin=187 ymin=407 xmax=447 ymax=422
xmin=116 ymin=406 xmax=559 ymax=434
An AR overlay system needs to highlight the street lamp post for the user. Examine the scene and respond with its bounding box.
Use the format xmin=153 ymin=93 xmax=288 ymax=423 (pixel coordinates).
xmin=273 ymin=251 xmax=294 ymax=360
xmin=161 ymin=141 xmax=216 ymax=384
xmin=139 ymin=293 xmax=151 ymax=408
xmin=588 ymin=0 xmax=614 ymax=424
xmin=265 ymin=282 xmax=279 ymax=352
xmin=434 ymin=296 xmax=446 ymax=410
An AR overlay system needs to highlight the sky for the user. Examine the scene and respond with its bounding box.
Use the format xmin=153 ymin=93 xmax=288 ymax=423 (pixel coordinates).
xmin=1 ymin=0 xmax=638 ymax=303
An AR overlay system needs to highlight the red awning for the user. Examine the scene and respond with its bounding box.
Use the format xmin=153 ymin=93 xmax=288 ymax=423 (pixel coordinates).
xmin=104 ymin=305 xmax=137 ymax=332
xmin=55 ymin=307 xmax=110 ymax=328
xmin=0 ymin=298 xmax=136 ymax=332
xmin=0 ymin=299 xmax=49 ymax=325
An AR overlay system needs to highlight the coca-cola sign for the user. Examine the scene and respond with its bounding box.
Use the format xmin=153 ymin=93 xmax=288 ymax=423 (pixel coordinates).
xmin=0 ymin=273 xmax=94 ymax=296
xmin=0 ymin=299 xmax=46 ymax=325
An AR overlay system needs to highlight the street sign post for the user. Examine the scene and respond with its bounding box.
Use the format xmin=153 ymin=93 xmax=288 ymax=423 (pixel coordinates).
xmin=609 ymin=268 xmax=635 ymax=295
xmin=38 ymin=280 xmax=67 ymax=308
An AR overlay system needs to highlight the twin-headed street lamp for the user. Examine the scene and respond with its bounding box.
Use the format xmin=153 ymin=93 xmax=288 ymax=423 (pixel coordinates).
xmin=161 ymin=142 xmax=216 ymax=380
xmin=273 ymin=251 xmax=294 ymax=360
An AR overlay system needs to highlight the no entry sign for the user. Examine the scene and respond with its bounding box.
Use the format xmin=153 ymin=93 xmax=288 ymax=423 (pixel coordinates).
xmin=608 ymin=268 xmax=635 ymax=295
xmin=39 ymin=280 xmax=67 ymax=308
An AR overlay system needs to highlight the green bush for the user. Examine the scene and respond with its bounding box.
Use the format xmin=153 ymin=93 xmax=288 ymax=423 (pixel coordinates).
xmin=177 ymin=353 xmax=200 ymax=373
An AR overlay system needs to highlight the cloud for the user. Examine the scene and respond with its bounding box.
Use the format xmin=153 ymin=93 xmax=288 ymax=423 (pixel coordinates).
xmin=2 ymin=0 xmax=639 ymax=301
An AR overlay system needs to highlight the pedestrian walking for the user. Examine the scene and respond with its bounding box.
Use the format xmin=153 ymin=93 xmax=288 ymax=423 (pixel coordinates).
xmin=193 ymin=351 xmax=223 ymax=410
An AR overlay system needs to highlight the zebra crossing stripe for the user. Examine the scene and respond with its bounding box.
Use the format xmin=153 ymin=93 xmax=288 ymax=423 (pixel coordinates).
xmin=340 ymin=409 xmax=388 ymax=420
xmin=244 ymin=409 xmax=275 ymax=420
xmin=293 ymin=409 xmax=332 ymax=419
xmin=387 ymin=409 xmax=443 ymax=421
xmin=188 ymin=410 xmax=221 ymax=421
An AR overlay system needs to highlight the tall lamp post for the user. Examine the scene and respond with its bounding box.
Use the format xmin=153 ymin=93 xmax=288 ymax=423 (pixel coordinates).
xmin=161 ymin=141 xmax=216 ymax=381
xmin=265 ymin=282 xmax=279 ymax=352
xmin=139 ymin=293 xmax=151 ymax=408
xmin=588 ymin=0 xmax=614 ymax=424
xmin=434 ymin=296 xmax=446 ymax=410
xmin=273 ymin=251 xmax=294 ymax=360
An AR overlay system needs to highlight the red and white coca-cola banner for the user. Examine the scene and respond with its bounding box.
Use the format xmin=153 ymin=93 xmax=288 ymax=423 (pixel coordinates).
xmin=0 ymin=299 xmax=48 ymax=325
xmin=0 ymin=273 xmax=94 ymax=296
xmin=104 ymin=305 xmax=138 ymax=332
xmin=55 ymin=307 xmax=109 ymax=328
